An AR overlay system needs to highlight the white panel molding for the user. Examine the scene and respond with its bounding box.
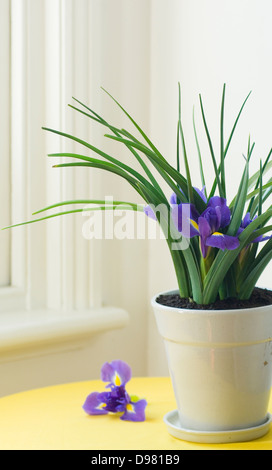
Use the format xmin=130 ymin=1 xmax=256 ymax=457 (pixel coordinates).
xmin=0 ymin=0 xmax=11 ymax=288
xmin=45 ymin=0 xmax=103 ymax=312
xmin=0 ymin=0 xmax=128 ymax=346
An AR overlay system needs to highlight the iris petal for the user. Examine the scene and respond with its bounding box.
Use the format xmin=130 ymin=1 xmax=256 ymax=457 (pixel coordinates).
xmin=238 ymin=212 xmax=272 ymax=243
xmin=206 ymin=233 xmax=240 ymax=251
xmin=172 ymin=203 xmax=200 ymax=237
xmin=82 ymin=392 xmax=108 ymax=415
xmin=143 ymin=205 xmax=156 ymax=220
xmin=101 ymin=360 xmax=132 ymax=388
xmin=120 ymin=399 xmax=147 ymax=422
xmin=194 ymin=186 xmax=207 ymax=203
xmin=207 ymin=196 xmax=231 ymax=228
xmin=201 ymin=207 xmax=219 ymax=233
xmin=198 ymin=217 xmax=212 ymax=257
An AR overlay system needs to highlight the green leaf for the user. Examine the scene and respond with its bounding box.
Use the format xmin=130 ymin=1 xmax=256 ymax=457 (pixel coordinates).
xmin=44 ymin=129 xmax=158 ymax=192
xmin=178 ymin=83 xmax=194 ymax=203
xmin=245 ymin=181 xmax=272 ymax=202
xmin=176 ymin=121 xmax=180 ymax=173
xmin=227 ymin=156 xmax=249 ymax=236
xmin=258 ymin=160 xmax=263 ymax=216
xmin=224 ymin=90 xmax=252 ymax=158
xmin=209 ymin=90 xmax=252 ymax=199
xmin=220 ymin=83 xmax=226 ymax=198
xmin=248 ymin=158 xmax=272 ymax=192
xmin=69 ymin=99 xmax=163 ymax=194
xmin=247 ymin=148 xmax=272 ymax=216
xmin=51 ymin=160 xmax=144 ymax=197
xmin=199 ymin=93 xmax=223 ymax=198
xmin=3 ymin=205 xmax=143 ymax=231
xmin=104 ymin=134 xmax=207 ymax=214
xmin=32 ymin=199 xmax=143 ymax=215
xmin=250 ymin=179 xmax=272 ymax=219
xmin=193 ymin=107 xmax=206 ymax=195
xmin=238 ymin=236 xmax=272 ymax=299
xmin=101 ymin=87 xmax=167 ymax=165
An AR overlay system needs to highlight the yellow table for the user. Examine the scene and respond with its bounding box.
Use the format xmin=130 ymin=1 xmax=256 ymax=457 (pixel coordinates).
xmin=0 ymin=377 xmax=271 ymax=450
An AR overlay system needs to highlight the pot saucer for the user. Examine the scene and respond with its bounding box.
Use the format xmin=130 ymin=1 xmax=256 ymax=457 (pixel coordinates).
xmin=163 ymin=410 xmax=272 ymax=444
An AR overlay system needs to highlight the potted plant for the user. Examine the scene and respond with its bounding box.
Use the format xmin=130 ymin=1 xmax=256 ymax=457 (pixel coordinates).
xmin=6 ymin=84 xmax=272 ymax=443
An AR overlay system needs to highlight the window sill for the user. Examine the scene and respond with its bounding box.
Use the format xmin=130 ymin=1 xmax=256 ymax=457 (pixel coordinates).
xmin=0 ymin=306 xmax=129 ymax=355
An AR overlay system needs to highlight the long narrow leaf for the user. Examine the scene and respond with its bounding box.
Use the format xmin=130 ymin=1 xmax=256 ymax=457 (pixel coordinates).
xmin=227 ymin=157 xmax=249 ymax=236
xmin=104 ymin=134 xmax=207 ymax=214
xmin=101 ymin=87 xmax=167 ymax=164
xmin=245 ymin=181 xmax=272 ymax=201
xmin=52 ymin=158 xmax=168 ymax=214
xmin=32 ymin=199 xmax=143 ymax=215
xmin=100 ymin=88 xmax=204 ymax=213
xmin=44 ymin=128 xmax=159 ymax=192
xmin=178 ymin=83 xmax=194 ymax=203
xmin=247 ymin=148 xmax=272 ymax=215
xmin=258 ymin=160 xmax=263 ymax=216
xmin=250 ymin=178 xmax=272 ymax=218
xmin=193 ymin=107 xmax=206 ymax=195
xmin=238 ymin=237 xmax=272 ymax=299
xmin=3 ymin=205 xmax=143 ymax=231
xmin=224 ymin=90 xmax=252 ymax=158
xmin=176 ymin=121 xmax=180 ymax=173
xmin=51 ymin=161 xmax=140 ymax=192
xmin=69 ymin=99 xmax=163 ymax=194
xmin=220 ymin=83 xmax=226 ymax=197
xmin=209 ymin=90 xmax=252 ymax=198
xmin=48 ymin=151 xmax=164 ymax=202
xmin=199 ymin=94 xmax=223 ymax=197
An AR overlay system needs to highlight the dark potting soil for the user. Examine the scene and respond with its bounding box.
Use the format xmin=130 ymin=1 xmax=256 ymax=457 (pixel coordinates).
xmin=156 ymin=287 xmax=272 ymax=310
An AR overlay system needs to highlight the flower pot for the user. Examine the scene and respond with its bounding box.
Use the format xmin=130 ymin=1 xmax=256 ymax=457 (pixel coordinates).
xmin=152 ymin=290 xmax=272 ymax=443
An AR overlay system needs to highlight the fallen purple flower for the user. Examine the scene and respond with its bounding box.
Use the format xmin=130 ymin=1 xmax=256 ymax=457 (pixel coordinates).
xmin=82 ymin=360 xmax=147 ymax=422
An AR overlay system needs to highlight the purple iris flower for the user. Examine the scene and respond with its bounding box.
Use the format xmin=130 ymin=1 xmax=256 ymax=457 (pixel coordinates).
xmin=172 ymin=196 xmax=240 ymax=258
xmin=237 ymin=212 xmax=272 ymax=243
xmin=82 ymin=360 xmax=147 ymax=422
xmin=82 ymin=386 xmax=130 ymax=415
xmin=145 ymin=187 xmax=207 ymax=222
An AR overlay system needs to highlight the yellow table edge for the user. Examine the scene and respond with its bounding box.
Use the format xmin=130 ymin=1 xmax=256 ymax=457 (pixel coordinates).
xmin=0 ymin=377 xmax=271 ymax=450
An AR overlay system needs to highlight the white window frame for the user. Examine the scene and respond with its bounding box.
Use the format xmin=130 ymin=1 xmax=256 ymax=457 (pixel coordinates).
xmin=0 ymin=0 xmax=11 ymax=290
xmin=0 ymin=0 xmax=128 ymax=354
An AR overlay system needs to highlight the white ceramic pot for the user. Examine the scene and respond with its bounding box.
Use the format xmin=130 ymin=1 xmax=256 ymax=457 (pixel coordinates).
xmin=152 ymin=290 xmax=272 ymax=439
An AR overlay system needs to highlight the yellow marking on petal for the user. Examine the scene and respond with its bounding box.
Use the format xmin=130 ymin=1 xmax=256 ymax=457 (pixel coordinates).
xmin=97 ymin=403 xmax=107 ymax=409
xmin=213 ymin=232 xmax=224 ymax=237
xmin=189 ymin=219 xmax=199 ymax=231
xmin=114 ymin=373 xmax=121 ymax=387
xmin=126 ymin=403 xmax=134 ymax=412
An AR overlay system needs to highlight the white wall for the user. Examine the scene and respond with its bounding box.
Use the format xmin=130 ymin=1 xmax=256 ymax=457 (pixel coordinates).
xmin=147 ymin=0 xmax=272 ymax=375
